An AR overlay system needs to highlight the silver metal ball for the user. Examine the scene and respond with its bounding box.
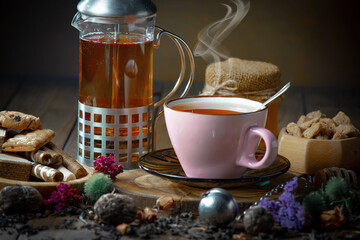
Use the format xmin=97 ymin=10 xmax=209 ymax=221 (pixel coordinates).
xmin=198 ymin=188 xmax=239 ymax=226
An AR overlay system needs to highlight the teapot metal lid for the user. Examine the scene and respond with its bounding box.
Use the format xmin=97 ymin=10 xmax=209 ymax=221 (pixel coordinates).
xmin=77 ymin=0 xmax=157 ymax=18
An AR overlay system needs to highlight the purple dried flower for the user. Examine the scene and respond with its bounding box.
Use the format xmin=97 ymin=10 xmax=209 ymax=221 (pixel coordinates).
xmin=259 ymin=197 xmax=280 ymax=222
xmin=277 ymin=200 xmax=305 ymax=230
xmin=278 ymin=191 xmax=295 ymax=204
xmin=284 ymin=176 xmax=298 ymax=193
xmin=258 ymin=177 xmax=305 ymax=231
xmin=93 ymin=154 xmax=123 ymax=180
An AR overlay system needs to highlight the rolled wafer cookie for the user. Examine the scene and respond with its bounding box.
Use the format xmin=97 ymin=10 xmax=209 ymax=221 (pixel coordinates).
xmin=18 ymin=150 xmax=52 ymax=165
xmin=41 ymin=146 xmax=63 ymax=167
xmin=46 ymin=142 xmax=87 ymax=178
xmin=57 ymin=166 xmax=76 ymax=181
xmin=18 ymin=148 xmax=63 ymax=167
xmin=31 ymin=163 xmax=64 ymax=182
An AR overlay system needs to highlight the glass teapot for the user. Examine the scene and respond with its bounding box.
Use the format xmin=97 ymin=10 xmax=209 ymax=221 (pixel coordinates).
xmin=72 ymin=0 xmax=194 ymax=168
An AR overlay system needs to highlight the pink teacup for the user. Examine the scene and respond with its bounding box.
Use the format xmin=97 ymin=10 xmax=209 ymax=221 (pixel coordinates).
xmin=164 ymin=96 xmax=278 ymax=179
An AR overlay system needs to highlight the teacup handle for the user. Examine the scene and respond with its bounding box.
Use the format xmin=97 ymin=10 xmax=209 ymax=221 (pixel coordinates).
xmin=236 ymin=127 xmax=278 ymax=169
xmin=153 ymin=26 xmax=195 ymax=109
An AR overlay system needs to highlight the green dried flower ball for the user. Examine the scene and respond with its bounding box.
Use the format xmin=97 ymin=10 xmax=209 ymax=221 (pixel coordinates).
xmin=84 ymin=173 xmax=113 ymax=202
xmin=325 ymin=177 xmax=349 ymax=202
xmin=302 ymin=191 xmax=326 ymax=220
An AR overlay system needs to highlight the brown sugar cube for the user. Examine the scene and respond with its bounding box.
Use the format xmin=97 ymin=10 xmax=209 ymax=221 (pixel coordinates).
xmin=332 ymin=131 xmax=347 ymax=140
xmin=306 ymin=110 xmax=326 ymax=121
xmin=298 ymin=118 xmax=320 ymax=131
xmin=296 ymin=115 xmax=307 ymax=125
xmin=318 ymin=121 xmax=335 ymax=138
xmin=303 ymin=122 xmax=322 ymax=139
xmin=320 ymin=118 xmax=337 ymax=132
xmin=333 ymin=111 xmax=351 ymax=126
xmin=286 ymin=122 xmax=302 ymax=137
xmin=335 ymin=124 xmax=360 ymax=138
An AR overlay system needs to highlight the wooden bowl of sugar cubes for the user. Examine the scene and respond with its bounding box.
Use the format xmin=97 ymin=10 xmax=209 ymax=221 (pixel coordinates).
xmin=278 ymin=111 xmax=360 ymax=175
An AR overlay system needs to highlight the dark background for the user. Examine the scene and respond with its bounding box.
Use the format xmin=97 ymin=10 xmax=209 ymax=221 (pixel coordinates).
xmin=1 ymin=0 xmax=359 ymax=87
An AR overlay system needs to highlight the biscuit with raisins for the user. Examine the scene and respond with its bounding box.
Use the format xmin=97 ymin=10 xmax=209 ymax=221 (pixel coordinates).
xmin=0 ymin=111 xmax=42 ymax=130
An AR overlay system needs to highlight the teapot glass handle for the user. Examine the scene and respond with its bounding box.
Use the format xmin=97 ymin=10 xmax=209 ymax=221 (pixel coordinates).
xmin=153 ymin=26 xmax=195 ymax=109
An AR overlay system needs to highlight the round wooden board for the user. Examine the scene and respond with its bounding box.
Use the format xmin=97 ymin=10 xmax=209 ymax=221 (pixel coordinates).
xmin=0 ymin=164 xmax=93 ymax=198
xmin=114 ymin=169 xmax=296 ymax=213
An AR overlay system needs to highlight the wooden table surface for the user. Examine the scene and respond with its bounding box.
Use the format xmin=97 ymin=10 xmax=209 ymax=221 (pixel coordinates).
xmin=1 ymin=76 xmax=359 ymax=155
xmin=1 ymin=76 xmax=360 ymax=239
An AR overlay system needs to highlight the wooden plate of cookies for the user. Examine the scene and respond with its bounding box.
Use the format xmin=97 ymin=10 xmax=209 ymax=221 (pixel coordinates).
xmin=0 ymin=164 xmax=93 ymax=198
xmin=0 ymin=110 xmax=93 ymax=198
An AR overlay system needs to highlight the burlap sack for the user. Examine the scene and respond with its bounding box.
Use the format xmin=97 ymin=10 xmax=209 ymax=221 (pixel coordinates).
xmin=202 ymin=58 xmax=283 ymax=103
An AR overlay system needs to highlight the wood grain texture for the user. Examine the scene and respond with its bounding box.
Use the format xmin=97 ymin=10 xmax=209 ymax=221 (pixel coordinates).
xmin=1 ymin=77 xmax=360 ymax=238
xmin=3 ymin=77 xmax=78 ymax=148
xmin=114 ymin=169 xmax=296 ymax=213
xmin=0 ymin=76 xmax=22 ymax=110
xmin=0 ymin=164 xmax=93 ymax=198
xmin=303 ymin=87 xmax=360 ymax=128
xmin=278 ymin=85 xmax=305 ymax=131
xmin=62 ymin=127 xmax=77 ymax=160
xmin=278 ymin=128 xmax=360 ymax=175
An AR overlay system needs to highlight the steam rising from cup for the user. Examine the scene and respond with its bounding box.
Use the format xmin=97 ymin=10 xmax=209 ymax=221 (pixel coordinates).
xmin=193 ymin=0 xmax=250 ymax=63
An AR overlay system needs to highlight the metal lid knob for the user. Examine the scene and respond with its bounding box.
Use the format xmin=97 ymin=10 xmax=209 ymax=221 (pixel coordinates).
xmin=77 ymin=0 xmax=157 ymax=18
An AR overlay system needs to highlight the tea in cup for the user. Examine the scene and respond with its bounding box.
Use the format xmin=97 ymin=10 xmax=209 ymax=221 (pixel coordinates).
xmin=164 ymin=96 xmax=278 ymax=179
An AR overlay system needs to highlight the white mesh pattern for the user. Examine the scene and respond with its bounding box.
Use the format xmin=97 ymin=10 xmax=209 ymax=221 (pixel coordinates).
xmin=77 ymin=102 xmax=153 ymax=169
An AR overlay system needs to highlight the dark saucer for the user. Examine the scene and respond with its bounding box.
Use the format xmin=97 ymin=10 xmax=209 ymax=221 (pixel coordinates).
xmin=138 ymin=148 xmax=290 ymax=188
